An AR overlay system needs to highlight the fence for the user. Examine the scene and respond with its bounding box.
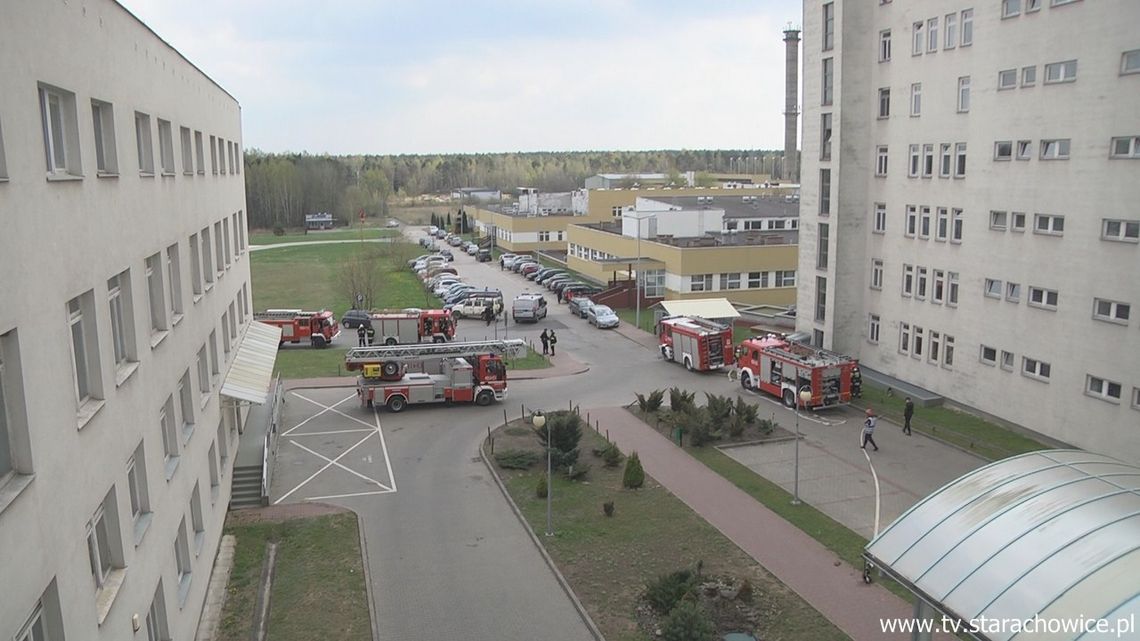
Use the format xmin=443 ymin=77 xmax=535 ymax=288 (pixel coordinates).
xmin=261 ymin=374 xmax=285 ymax=504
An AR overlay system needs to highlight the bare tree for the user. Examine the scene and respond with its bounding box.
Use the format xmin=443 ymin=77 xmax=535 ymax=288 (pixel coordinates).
xmin=336 ymin=248 xmax=382 ymax=310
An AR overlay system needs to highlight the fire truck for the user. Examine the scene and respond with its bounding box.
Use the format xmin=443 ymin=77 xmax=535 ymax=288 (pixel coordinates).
xmin=253 ymin=309 xmax=340 ymax=348
xmin=345 ymin=339 xmax=528 ymax=412
xmin=369 ymin=309 xmax=456 ymax=345
xmin=734 ymin=334 xmax=859 ymax=409
xmin=658 ymin=316 xmax=735 ymax=371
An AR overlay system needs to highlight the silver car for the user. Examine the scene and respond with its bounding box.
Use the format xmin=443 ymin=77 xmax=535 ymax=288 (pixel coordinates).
xmin=587 ymin=305 xmax=620 ymax=329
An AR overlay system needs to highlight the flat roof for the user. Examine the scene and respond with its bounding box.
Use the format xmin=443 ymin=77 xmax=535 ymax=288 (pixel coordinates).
xmin=641 ymin=195 xmax=799 ymax=219
xmin=575 ymin=221 xmax=796 ymax=247
xmin=653 ymin=298 xmax=740 ymax=319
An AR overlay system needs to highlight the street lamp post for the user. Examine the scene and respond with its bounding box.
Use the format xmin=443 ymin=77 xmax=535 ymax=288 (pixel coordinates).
xmin=792 ymin=385 xmax=813 ymax=505
xmin=533 ymin=411 xmax=551 ymax=536
xmin=622 ymin=212 xmax=647 ymax=330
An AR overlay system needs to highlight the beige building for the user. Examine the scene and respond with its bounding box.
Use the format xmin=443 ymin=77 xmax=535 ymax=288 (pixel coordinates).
xmin=0 ymin=1 xmax=269 ymax=639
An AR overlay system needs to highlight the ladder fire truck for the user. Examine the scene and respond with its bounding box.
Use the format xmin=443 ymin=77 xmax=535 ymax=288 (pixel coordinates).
xmin=344 ymin=339 xmax=528 ymax=412
xmin=369 ymin=309 xmax=455 ymax=345
xmin=733 ymin=334 xmax=859 ymax=409
xmin=253 ymin=309 xmax=340 ymax=348
xmin=658 ymin=316 xmax=734 ymax=371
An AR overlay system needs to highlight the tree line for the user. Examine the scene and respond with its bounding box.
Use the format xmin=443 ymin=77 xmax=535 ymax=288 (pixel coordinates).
xmin=242 ymin=149 xmax=780 ymax=230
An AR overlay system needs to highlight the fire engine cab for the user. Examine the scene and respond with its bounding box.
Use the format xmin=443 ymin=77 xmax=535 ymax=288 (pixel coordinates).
xmin=369 ymin=309 xmax=455 ymax=345
xmin=658 ymin=316 xmax=734 ymax=371
xmin=253 ymin=309 xmax=340 ymax=348
xmin=734 ymin=334 xmax=859 ymax=409
xmin=345 ymin=339 xmax=528 ymax=412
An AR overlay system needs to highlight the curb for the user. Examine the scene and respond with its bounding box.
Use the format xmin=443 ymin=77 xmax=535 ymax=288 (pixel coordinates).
xmin=352 ymin=507 xmax=382 ymax=641
xmin=511 ymin=364 xmax=591 ymax=381
xmin=478 ymin=439 xmax=607 ymax=641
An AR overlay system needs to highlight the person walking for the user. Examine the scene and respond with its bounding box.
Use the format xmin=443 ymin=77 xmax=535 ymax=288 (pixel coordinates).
xmin=483 ymin=305 xmax=494 ymax=326
xmin=548 ymin=330 xmax=558 ymax=356
xmin=903 ymin=397 xmax=914 ymax=436
xmin=365 ymin=322 xmax=376 ymax=347
xmin=861 ymin=408 xmax=879 ymax=451
xmin=357 ymin=322 xmax=367 ymax=347
xmin=539 ymin=329 xmax=550 ymax=355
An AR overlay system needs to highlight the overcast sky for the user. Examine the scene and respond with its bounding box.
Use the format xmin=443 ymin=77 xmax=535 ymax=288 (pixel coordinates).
xmin=123 ymin=0 xmax=800 ymax=155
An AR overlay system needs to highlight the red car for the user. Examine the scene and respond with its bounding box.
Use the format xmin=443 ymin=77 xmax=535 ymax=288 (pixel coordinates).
xmin=520 ymin=263 xmax=542 ymax=277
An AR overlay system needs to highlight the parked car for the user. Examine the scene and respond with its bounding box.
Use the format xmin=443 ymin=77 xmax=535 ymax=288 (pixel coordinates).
xmin=568 ymin=297 xmax=595 ymax=318
xmin=408 ymin=253 xmax=440 ymax=267
xmin=511 ymin=258 xmax=537 ymax=272
xmin=498 ymin=253 xmax=517 ymax=267
xmin=476 ymin=249 xmax=493 ymax=262
xmin=448 ymin=293 xmax=504 ymax=318
xmin=433 ymin=280 xmax=464 ymax=297
xmin=428 ymin=225 xmax=439 ymax=235
xmin=386 ymin=219 xmax=401 ymax=228
xmin=511 ymin=293 xmax=548 ymax=323
xmin=448 ymin=236 xmax=464 ymax=247
xmin=519 ymin=263 xmax=542 ymax=277
xmin=439 ymin=249 xmax=454 ymax=261
xmin=533 ymin=268 xmax=566 ymax=284
xmin=587 ymin=305 xmax=620 ymax=328
xmin=465 ymin=244 xmax=479 ymax=255
xmin=341 ymin=309 xmax=371 ymax=329
xmin=545 ymin=275 xmax=577 ymax=290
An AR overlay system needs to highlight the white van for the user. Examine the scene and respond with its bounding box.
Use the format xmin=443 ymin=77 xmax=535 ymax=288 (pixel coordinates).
xmin=511 ymin=293 xmax=548 ymax=323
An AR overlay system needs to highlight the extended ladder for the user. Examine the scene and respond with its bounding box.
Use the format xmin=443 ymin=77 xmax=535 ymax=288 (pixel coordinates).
xmin=254 ymin=309 xmax=323 ymax=321
xmin=345 ymin=338 xmax=528 ymax=367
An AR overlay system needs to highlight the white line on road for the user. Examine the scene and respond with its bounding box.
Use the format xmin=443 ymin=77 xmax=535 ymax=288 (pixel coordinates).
xmin=373 ymin=407 xmax=398 ymax=493
xmin=282 ymin=392 xmax=358 ymax=435
xmin=288 ymin=439 xmax=392 ymax=491
xmin=287 ymin=428 xmax=376 ymax=437
xmin=302 ymin=489 xmax=396 ymax=501
xmin=274 ymin=431 xmax=377 ymax=504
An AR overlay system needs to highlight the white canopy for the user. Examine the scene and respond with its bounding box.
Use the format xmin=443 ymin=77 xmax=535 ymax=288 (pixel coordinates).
xmin=220 ymin=321 xmax=282 ymax=404
xmin=654 ymin=298 xmax=740 ymax=320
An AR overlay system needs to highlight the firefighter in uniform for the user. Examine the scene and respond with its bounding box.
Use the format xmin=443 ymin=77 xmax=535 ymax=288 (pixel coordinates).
xmin=365 ymin=322 xmax=376 ymax=346
xmin=357 ymin=322 xmax=367 ymax=347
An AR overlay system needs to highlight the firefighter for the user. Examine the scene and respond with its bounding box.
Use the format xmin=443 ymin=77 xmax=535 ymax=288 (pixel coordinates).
xmin=365 ymin=321 xmax=376 ymax=346
xmin=357 ymin=322 xmax=367 ymax=347
xmin=483 ymin=305 xmax=494 ymax=326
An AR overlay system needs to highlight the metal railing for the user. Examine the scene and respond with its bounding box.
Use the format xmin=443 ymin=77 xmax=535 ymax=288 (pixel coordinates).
xmin=261 ymin=374 xmax=284 ymax=504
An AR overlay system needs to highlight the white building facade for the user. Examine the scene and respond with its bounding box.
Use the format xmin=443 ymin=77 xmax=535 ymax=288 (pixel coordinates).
xmin=798 ymin=0 xmax=1140 ymax=459
xmin=1 ymin=1 xmax=253 ymax=639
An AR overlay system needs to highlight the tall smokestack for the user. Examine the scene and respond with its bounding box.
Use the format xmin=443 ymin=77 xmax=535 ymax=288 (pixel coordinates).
xmin=782 ymin=26 xmax=801 ymax=183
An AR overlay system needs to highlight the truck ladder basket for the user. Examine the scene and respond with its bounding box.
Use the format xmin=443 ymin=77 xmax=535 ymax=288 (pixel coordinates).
xmin=345 ymin=338 xmax=528 ymax=364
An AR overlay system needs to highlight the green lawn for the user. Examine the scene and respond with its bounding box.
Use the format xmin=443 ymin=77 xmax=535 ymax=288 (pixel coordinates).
xmin=504 ymin=345 xmax=551 ymax=370
xmin=250 ymin=228 xmax=398 ymax=245
xmin=218 ymin=512 xmax=370 ymax=641
xmin=614 ymin=308 xmax=655 ymax=334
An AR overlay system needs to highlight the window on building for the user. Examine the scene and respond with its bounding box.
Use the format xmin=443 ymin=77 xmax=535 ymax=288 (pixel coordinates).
xmin=107 ymin=271 xmax=137 ymax=376
xmin=990 ymin=210 xmax=1008 ymax=230
xmin=160 ymin=396 xmax=179 ymax=478
xmin=928 ymin=330 xmax=941 ymax=364
xmin=1093 ymin=298 xmax=1130 ymax=324
xmin=871 ymin=259 xmax=884 ymax=290
xmin=926 ymin=17 xmax=939 ymax=51
xmin=1040 ymin=139 xmax=1071 ymax=160
xmin=944 ymin=13 xmax=958 ymax=49
xmin=180 ymin=127 xmax=193 ymax=175
xmin=998 ymin=69 xmax=1018 ymax=90
xmin=899 ymin=323 xmax=911 ymax=355
xmin=188 ymin=234 xmax=203 ymax=297
xmin=1 ymin=332 xmax=32 ymax=486
xmin=943 ymin=335 xmax=956 ymax=368
xmin=194 ymin=131 xmax=205 ymax=174
xmin=91 ymin=99 xmax=118 ymax=175
xmin=747 ymin=271 xmax=769 ymax=289
xmin=776 ymin=271 xmax=796 ymax=287
xmin=905 ymin=205 xmax=918 ymax=237
xmin=209 ymin=135 xmax=217 ymax=174
xmin=868 ymin=315 xmax=881 ymax=343
xmin=947 ymin=272 xmax=960 ymax=306
xmin=217 ymin=138 xmax=227 ymax=174
xmin=815 ymin=277 xmax=827 ymax=322
xmin=822 ymin=2 xmax=834 ymax=50
xmin=909 ymin=145 xmax=920 ymax=177
xmin=817 ymin=223 xmax=829 ymax=269
xmin=157 ymin=119 xmax=175 ymax=175
xmin=87 ymin=489 xmax=123 ymax=591
xmin=985 ymin=278 xmax=1003 ymax=298
xmin=1102 ymin=218 xmax=1140 ymax=242
xmin=1022 ymin=356 xmax=1051 ymax=381
xmin=145 ymin=253 xmax=168 ymax=339
xmin=822 ymin=58 xmax=834 ymax=105
xmin=995 ymin=350 xmax=1012 ymax=371
xmin=874 ymin=203 xmax=887 ymax=233
xmin=820 ymin=113 xmax=832 ymax=160
xmin=910 ymin=83 xmax=922 ymax=116
xmin=209 ymin=331 xmax=220 ymax=380
xmin=135 ymin=112 xmax=155 ymax=175
xmin=1011 ymin=212 xmax=1027 ymax=231
xmin=1123 ymin=50 xmax=1140 ymax=75
xmin=166 ymin=244 xmax=183 ymax=320
xmin=878 ymin=88 xmax=890 ymax=118
xmin=874 ymin=146 xmax=889 ymax=176
xmin=1015 ymin=140 xmax=1032 ymax=160
xmin=145 ymin=581 xmax=171 ymax=641
xmin=721 ymin=273 xmax=741 ymax=290
xmin=68 ymin=293 xmax=102 ymax=410
xmin=1006 ymin=282 xmax=1021 ymax=303
xmin=819 ymin=169 xmax=831 ymax=214
xmin=922 ymin=145 xmax=934 ymax=177
xmin=0 ymin=119 xmax=7 ymax=181
xmin=920 ymin=207 xmax=932 ymax=238
xmin=916 ymin=267 xmax=929 ymax=299
xmin=935 ymin=207 xmax=949 ymax=241
xmin=643 ymin=270 xmax=665 ymax=297
xmin=214 ymin=221 xmax=225 ymax=274
xmin=197 ymin=345 xmax=210 ymax=399
xmin=1044 ymin=60 xmax=1078 ymax=84
xmin=1002 ymin=0 xmax=1021 ymax=18
xmin=912 ymin=21 xmax=924 ymax=55
xmin=127 ymin=441 xmax=152 ymax=544
xmin=174 ymin=517 xmax=193 ymax=604
xmin=1022 ymin=65 xmax=1037 ymax=87
xmin=980 ymin=345 xmax=998 ymax=365
xmin=690 ymin=274 xmax=712 ymax=292
xmin=1086 ymin=375 xmax=1122 ymax=403
xmin=1028 ymin=286 xmax=1059 ymax=309
xmin=957 ymin=76 xmax=970 ymax=112
xmin=207 ymin=441 xmax=220 ymax=501
xmin=954 ymin=144 xmax=967 ymax=177
xmin=961 ymin=9 xmax=973 ymax=46
xmin=190 ymin=482 xmax=206 ymax=554
xmin=879 ymin=29 xmax=892 ymax=62
xmin=903 ymin=264 xmax=914 ymax=296
xmin=1027 ymin=0 xmax=1041 ymax=10
xmin=40 ymin=83 xmax=83 ymax=178
xmin=1111 ymin=136 xmax=1140 ymax=159
xmin=939 ymin=143 xmax=952 ymax=177
xmin=995 ymin=141 xmax=1013 ymax=160
xmin=1034 ymin=214 xmax=1065 ymax=235
xmin=951 ymin=208 xmax=964 ymax=242
xmin=537 ymin=231 xmax=550 ymax=242
xmin=932 ymin=269 xmax=946 ymax=303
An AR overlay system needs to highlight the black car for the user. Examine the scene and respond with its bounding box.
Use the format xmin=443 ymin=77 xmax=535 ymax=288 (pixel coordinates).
xmin=440 ymin=249 xmax=454 ymax=261
xmin=341 ymin=309 xmax=371 ymax=329
xmin=476 ymin=249 xmax=492 ymax=262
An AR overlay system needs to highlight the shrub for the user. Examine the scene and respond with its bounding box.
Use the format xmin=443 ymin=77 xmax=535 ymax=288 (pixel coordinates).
xmin=734 ymin=396 xmax=759 ymax=425
xmin=704 ymin=392 xmax=733 ymax=423
xmin=688 ymin=410 xmax=717 ymax=447
xmin=727 ymin=414 xmax=746 ymax=438
xmin=636 ymin=392 xmax=650 ymax=413
xmin=603 ymin=500 xmax=615 ymax=517
xmin=623 ymin=451 xmax=645 ymax=489
xmin=494 ymin=449 xmax=541 ymax=470
xmin=565 ymin=463 xmax=590 ymax=481
xmin=645 ymin=389 xmax=665 ymax=412
xmin=535 ymin=473 xmax=548 ymax=499
xmin=756 ymin=418 xmax=776 ymax=435
xmin=272 ymin=226 xmax=286 ymax=236
xmin=602 ymin=443 xmax=624 ymax=468
xmin=737 ymin=578 xmax=754 ymax=602
xmin=533 ymin=411 xmax=583 ymax=470
xmin=660 ymin=599 xmax=714 ymax=641
xmin=645 ymin=569 xmax=696 ymax=614
xmin=668 ymin=387 xmax=696 ymax=414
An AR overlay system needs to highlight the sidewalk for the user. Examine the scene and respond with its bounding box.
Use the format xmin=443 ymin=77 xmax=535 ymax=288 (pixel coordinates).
xmin=590 ymin=406 xmax=924 ymax=641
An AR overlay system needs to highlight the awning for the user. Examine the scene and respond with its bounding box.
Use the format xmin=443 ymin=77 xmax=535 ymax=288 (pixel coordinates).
xmin=220 ymin=321 xmax=282 ymax=404
xmin=654 ymin=298 xmax=740 ymax=320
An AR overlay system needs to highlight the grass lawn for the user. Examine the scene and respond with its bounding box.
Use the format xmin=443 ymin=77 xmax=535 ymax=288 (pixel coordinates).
xmin=504 ymin=345 xmax=551 ymax=370
xmin=614 ymin=308 xmax=655 ymax=334
xmin=250 ymin=228 xmax=397 ymax=245
xmin=494 ymin=423 xmax=849 ymax=641
xmin=217 ymin=512 xmax=370 ymax=641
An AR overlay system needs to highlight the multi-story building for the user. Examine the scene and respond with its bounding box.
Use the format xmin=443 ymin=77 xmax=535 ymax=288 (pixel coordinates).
xmin=798 ymin=0 xmax=1140 ymax=458
xmin=0 ymin=1 xmax=270 ymax=639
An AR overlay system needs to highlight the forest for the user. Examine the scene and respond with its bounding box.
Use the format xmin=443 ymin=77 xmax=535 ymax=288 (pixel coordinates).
xmin=242 ymin=149 xmax=780 ymax=230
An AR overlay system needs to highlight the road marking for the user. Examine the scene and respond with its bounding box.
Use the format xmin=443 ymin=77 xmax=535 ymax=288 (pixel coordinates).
xmin=741 ymin=389 xmax=846 ymax=426
xmin=288 ymin=439 xmax=392 ymax=491
xmin=282 ymin=392 xmax=357 ymax=435
xmin=287 ymin=428 xmax=376 ymax=437
xmin=274 ymin=430 xmax=378 ymax=504
xmin=303 ymin=489 xmax=395 ymax=501
xmin=373 ymin=406 xmax=398 ymax=493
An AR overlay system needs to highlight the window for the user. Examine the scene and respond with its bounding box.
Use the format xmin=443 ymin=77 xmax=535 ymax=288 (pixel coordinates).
xmin=922 ymin=145 xmax=934 ymax=177
xmin=197 ymin=346 xmax=210 ymax=399
xmin=1006 ymin=282 xmax=1021 ymax=302
xmin=990 ymin=210 xmax=1008 ymax=230
xmin=1086 ymin=375 xmax=1122 ymax=403
xmin=1022 ymin=356 xmax=1051 ymax=381
xmin=868 ymin=315 xmax=881 ymax=343
xmin=980 ymin=345 xmax=998 ymax=365
xmin=214 ymin=221 xmax=225 ymax=273
xmin=951 ymin=208 xmax=964 ymax=242
xmin=721 ymin=273 xmax=741 ymax=290
xmin=1102 ymin=219 xmax=1140 ymax=242
xmin=815 ymin=277 xmax=827 ymax=322
xmin=899 ymin=323 xmax=910 ymax=355
xmin=985 ymin=278 xmax=1003 ymax=298
xmin=929 ymin=331 xmax=941 ymax=364
xmin=180 ymin=127 xmax=193 ymax=175
xmin=879 ymin=29 xmax=892 ymax=62
xmin=0 ymin=119 xmax=6 ymax=180
xmin=905 ymin=205 xmax=918 ymax=237
xmin=690 ymin=274 xmax=712 ymax=292
xmin=1022 ymin=66 xmax=1037 ymax=87
xmin=157 ymin=119 xmax=175 ymax=175
xmin=208 ymin=442 xmax=220 ymax=500
xmin=1093 ymin=298 xmax=1130 ymax=324
xmin=1134 ymin=388 xmax=1140 ymax=410
xmin=934 ymin=207 xmax=953 ymax=239
xmin=127 ymin=442 xmax=152 ymax=544
xmin=201 ymin=227 xmax=214 ymax=284
xmin=1027 ymin=0 xmax=1041 ymax=10
xmin=217 ymin=137 xmax=227 ymax=174
xmin=178 ymin=371 xmax=195 ymax=440
xmin=878 ymin=88 xmax=891 ymax=118
xmin=820 ymin=113 xmax=832 ymax=160
xmin=875 ymin=146 xmax=888 ymax=176
xmin=910 ymin=83 xmax=922 ymax=116
xmin=167 ymin=244 xmax=183 ymax=320
xmin=209 ymin=135 xmax=217 ymax=174
xmin=1034 ymin=214 xmax=1065 ymax=235
xmin=1044 ymin=60 xmax=1077 ymax=84
xmin=91 ymin=99 xmax=118 ymax=175
xmin=998 ymin=69 xmax=1018 ymax=90
xmin=67 ymin=293 xmax=102 ymax=410
xmin=926 ymin=17 xmax=939 ymax=51
xmin=871 ymin=259 xmax=884 ymax=290
xmin=920 ymin=207 xmax=932 ymax=238
xmin=217 ymin=419 xmax=229 ymax=466
xmin=940 ymin=143 xmax=952 ymax=177
xmin=107 ymin=271 xmax=137 ymax=375
xmin=87 ymin=489 xmax=123 ymax=596
xmin=135 ymin=112 xmax=155 ymax=175
xmin=822 ymin=3 xmax=834 ymax=50
xmin=537 ymin=231 xmax=550 ymax=242
xmin=945 ymin=13 xmax=957 ymax=49
xmin=933 ymin=270 xmax=946 ymax=303
xmin=955 ymin=144 xmax=967 ymax=177
xmin=909 ymin=145 xmax=920 ymax=177
xmin=210 ymin=330 xmax=220 ymax=379
xmin=190 ymin=482 xmax=206 ymax=553
xmin=822 ymin=58 xmax=834 ymax=105
xmin=145 ymin=582 xmax=171 ymax=641
xmin=998 ymin=350 xmax=1013 ymax=371
xmin=913 ymin=21 xmax=924 ymax=55
xmin=188 ymin=234 xmax=203 ymax=296
xmin=943 ymin=335 xmax=956 ymax=368
xmin=913 ymin=327 xmax=924 ymax=358
xmin=1002 ymin=0 xmax=1021 ymax=18
xmin=1111 ymin=136 xmax=1140 ymax=159
xmin=175 ymin=518 xmax=193 ymax=604
xmin=916 ymin=267 xmax=928 ymax=299
xmin=948 ymin=272 xmax=959 ymax=306
xmin=961 ymin=9 xmax=973 ymax=46
xmin=1028 ymin=286 xmax=1059 ymax=309
xmin=643 ymin=270 xmax=665 ymax=297
xmin=160 ymin=396 xmax=179 ymax=478
xmin=228 ymin=141 xmax=236 ymax=175
xmin=1123 ymin=50 xmax=1140 ymax=75
xmin=995 ymin=141 xmax=1013 ymax=160
xmin=903 ymin=264 xmax=914 ymax=296
xmin=817 ymin=223 xmax=830 ymax=269
xmin=819 ymin=169 xmax=831 ymax=214
xmin=874 ymin=203 xmax=887 ymax=233
xmin=39 ymin=84 xmax=82 ymax=177
xmin=611 ymin=206 xmax=623 ymax=219
xmin=957 ymin=76 xmax=970 ymax=112
xmin=1016 ymin=140 xmax=1032 ymax=160
xmin=194 ymin=131 xmax=205 ymax=174
xmin=747 ymin=271 xmax=769 ymax=289
xmin=145 ymin=253 xmax=168 ymax=338
xmin=1 ymin=332 xmax=32 ymax=486
xmin=776 ymin=271 xmax=796 ymax=287
xmin=1011 ymin=212 xmax=1027 ymax=231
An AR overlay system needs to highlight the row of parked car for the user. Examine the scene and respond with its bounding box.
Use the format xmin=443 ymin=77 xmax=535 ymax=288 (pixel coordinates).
xmin=497 ymin=254 xmax=620 ymax=329
xmin=409 ymin=250 xmax=503 ymax=318
xmin=423 ymin=226 xmax=492 ymax=261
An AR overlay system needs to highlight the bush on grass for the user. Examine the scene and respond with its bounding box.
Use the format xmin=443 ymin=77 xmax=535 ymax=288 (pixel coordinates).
xmin=645 ymin=389 xmax=665 ymax=412
xmin=645 ymin=569 xmax=697 ymax=614
xmin=533 ymin=411 xmax=583 ymax=470
xmin=623 ymin=451 xmax=645 ymax=489
xmin=494 ymin=449 xmax=541 ymax=470
xmin=602 ymin=443 xmax=624 ymax=468
xmin=535 ymin=474 xmax=548 ymax=499
xmin=660 ymin=599 xmax=715 ymax=641
xmin=603 ymin=500 xmax=615 ymax=517
xmin=668 ymin=387 xmax=696 ymax=414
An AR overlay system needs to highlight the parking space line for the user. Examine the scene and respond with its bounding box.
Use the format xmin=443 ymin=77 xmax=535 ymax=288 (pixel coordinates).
xmin=273 ymin=430 xmax=378 ymax=504
xmin=288 ymin=439 xmax=392 ymax=491
xmin=288 ymin=428 xmax=376 ymax=437
xmin=373 ymin=407 xmax=398 ymax=493
xmin=282 ymin=392 xmax=358 ymax=436
xmin=303 ymin=489 xmax=395 ymax=501
xmin=741 ymin=388 xmax=850 ymax=427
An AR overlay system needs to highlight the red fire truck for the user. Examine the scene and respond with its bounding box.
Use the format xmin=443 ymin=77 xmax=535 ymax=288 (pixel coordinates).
xmin=253 ymin=309 xmax=340 ymax=348
xmin=345 ymin=339 xmax=528 ymax=412
xmin=369 ymin=309 xmax=456 ymax=345
xmin=658 ymin=316 xmax=735 ymax=371
xmin=734 ymin=334 xmax=859 ymax=409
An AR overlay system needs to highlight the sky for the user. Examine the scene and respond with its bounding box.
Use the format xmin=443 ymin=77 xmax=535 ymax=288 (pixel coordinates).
xmin=123 ymin=0 xmax=801 ymax=155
